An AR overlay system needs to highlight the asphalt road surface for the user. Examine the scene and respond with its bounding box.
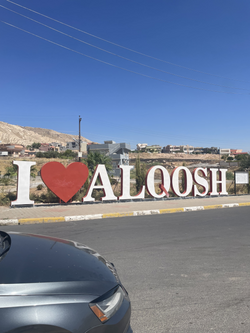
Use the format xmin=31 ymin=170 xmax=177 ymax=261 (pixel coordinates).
xmin=2 ymin=207 xmax=250 ymax=333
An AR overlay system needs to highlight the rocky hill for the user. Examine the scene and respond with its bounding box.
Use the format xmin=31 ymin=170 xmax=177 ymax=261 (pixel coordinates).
xmin=0 ymin=121 xmax=93 ymax=146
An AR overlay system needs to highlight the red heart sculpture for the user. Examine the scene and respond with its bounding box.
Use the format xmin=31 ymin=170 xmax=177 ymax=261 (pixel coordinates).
xmin=41 ymin=162 xmax=89 ymax=203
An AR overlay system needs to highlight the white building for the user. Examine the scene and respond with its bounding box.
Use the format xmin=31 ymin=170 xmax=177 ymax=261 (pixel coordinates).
xmin=220 ymin=148 xmax=231 ymax=155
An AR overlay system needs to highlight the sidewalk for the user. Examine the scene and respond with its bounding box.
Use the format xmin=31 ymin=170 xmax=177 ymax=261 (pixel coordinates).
xmin=1 ymin=194 xmax=250 ymax=225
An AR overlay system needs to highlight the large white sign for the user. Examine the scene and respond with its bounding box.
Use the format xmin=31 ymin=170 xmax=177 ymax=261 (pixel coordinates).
xmin=235 ymin=172 xmax=249 ymax=184
xmin=11 ymin=162 xmax=228 ymax=206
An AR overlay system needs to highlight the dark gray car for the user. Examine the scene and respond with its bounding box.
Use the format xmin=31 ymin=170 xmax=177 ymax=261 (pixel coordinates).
xmin=0 ymin=231 xmax=132 ymax=333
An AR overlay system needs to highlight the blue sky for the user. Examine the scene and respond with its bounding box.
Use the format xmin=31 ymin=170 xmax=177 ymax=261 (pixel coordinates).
xmin=1 ymin=0 xmax=250 ymax=150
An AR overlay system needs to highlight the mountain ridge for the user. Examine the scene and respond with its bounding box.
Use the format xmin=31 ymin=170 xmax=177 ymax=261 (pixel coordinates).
xmin=0 ymin=121 xmax=93 ymax=147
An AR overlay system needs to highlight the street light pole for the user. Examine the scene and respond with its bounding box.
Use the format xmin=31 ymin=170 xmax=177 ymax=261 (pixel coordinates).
xmin=79 ymin=115 xmax=82 ymax=162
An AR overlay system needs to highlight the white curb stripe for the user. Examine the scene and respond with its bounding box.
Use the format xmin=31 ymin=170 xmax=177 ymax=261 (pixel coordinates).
xmin=83 ymin=214 xmax=103 ymax=220
xmin=65 ymin=216 xmax=85 ymax=221
xmin=222 ymin=203 xmax=239 ymax=208
xmin=184 ymin=206 xmax=205 ymax=212
xmin=0 ymin=219 xmax=19 ymax=225
xmin=65 ymin=214 xmax=103 ymax=221
xmin=133 ymin=210 xmax=160 ymax=216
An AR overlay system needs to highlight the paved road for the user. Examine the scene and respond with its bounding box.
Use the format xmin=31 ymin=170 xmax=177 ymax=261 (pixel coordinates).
xmin=2 ymin=207 xmax=250 ymax=332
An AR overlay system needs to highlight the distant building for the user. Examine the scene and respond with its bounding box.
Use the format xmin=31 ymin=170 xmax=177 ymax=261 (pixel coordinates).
xmin=203 ymin=147 xmax=219 ymax=154
xmin=0 ymin=151 xmax=8 ymax=156
xmin=137 ymin=143 xmax=161 ymax=153
xmin=50 ymin=142 xmax=64 ymax=152
xmin=230 ymin=149 xmax=242 ymax=155
xmin=38 ymin=142 xmax=67 ymax=153
xmin=162 ymin=145 xmax=182 ymax=153
xmin=88 ymin=141 xmax=131 ymax=176
xmin=230 ymin=149 xmax=248 ymax=156
xmin=162 ymin=145 xmax=194 ymax=154
xmin=20 ymin=149 xmax=36 ymax=157
xmin=193 ymin=147 xmax=204 ymax=154
xmin=39 ymin=143 xmax=50 ymax=152
xmin=183 ymin=145 xmax=194 ymax=154
xmin=66 ymin=141 xmax=87 ymax=153
xmin=220 ymin=148 xmax=231 ymax=155
xmin=162 ymin=145 xmax=219 ymax=154
xmin=0 ymin=144 xmax=24 ymax=156
xmin=146 ymin=145 xmax=162 ymax=153
xmin=137 ymin=143 xmax=148 ymax=151
xmin=48 ymin=145 xmax=57 ymax=152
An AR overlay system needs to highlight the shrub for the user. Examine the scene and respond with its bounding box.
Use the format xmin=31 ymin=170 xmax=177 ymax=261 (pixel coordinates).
xmin=240 ymin=154 xmax=250 ymax=170
xmin=4 ymin=165 xmax=18 ymax=178
xmin=0 ymin=192 xmax=17 ymax=206
xmin=37 ymin=184 xmax=44 ymax=190
xmin=32 ymin=142 xmax=41 ymax=149
xmin=30 ymin=188 xmax=59 ymax=203
xmin=135 ymin=156 xmax=147 ymax=192
xmin=226 ymin=171 xmax=234 ymax=180
xmin=110 ymin=178 xmax=118 ymax=185
xmin=0 ymin=178 xmax=11 ymax=186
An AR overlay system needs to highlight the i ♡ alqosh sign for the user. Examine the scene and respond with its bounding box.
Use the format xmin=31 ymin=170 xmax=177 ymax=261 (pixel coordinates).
xmin=41 ymin=162 xmax=89 ymax=203
xmin=11 ymin=161 xmax=228 ymax=206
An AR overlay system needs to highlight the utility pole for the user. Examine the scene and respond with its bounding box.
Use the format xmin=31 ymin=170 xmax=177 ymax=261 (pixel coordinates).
xmin=78 ymin=115 xmax=82 ymax=162
xmin=219 ymin=147 xmax=221 ymax=169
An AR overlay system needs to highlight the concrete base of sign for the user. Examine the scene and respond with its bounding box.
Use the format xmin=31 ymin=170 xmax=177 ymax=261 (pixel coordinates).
xmin=11 ymin=204 xmax=34 ymax=208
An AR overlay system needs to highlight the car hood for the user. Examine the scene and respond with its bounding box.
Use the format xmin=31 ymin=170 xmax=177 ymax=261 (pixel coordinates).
xmin=0 ymin=280 xmax=117 ymax=296
xmin=0 ymin=232 xmax=119 ymax=292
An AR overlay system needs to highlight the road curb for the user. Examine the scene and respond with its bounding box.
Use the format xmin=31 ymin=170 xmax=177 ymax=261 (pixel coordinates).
xmin=0 ymin=202 xmax=250 ymax=226
xmin=19 ymin=217 xmax=65 ymax=224
xmin=0 ymin=219 xmax=19 ymax=225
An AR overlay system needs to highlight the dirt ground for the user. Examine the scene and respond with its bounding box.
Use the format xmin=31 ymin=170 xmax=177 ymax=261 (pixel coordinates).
xmin=130 ymin=152 xmax=220 ymax=160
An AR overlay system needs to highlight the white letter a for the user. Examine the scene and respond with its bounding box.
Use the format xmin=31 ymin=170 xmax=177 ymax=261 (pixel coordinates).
xmin=83 ymin=164 xmax=117 ymax=202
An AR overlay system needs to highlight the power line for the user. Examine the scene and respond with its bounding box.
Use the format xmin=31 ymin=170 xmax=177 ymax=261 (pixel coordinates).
xmin=1 ymin=4 xmax=249 ymax=92
xmin=1 ymin=20 xmax=248 ymax=96
xmin=6 ymin=0 xmax=250 ymax=84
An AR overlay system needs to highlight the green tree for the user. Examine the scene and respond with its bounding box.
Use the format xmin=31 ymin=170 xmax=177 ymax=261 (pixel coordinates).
xmin=30 ymin=166 xmax=37 ymax=178
xmin=226 ymin=171 xmax=234 ymax=180
xmin=36 ymin=150 xmax=77 ymax=159
xmin=60 ymin=149 xmax=77 ymax=159
xmin=39 ymin=151 xmax=59 ymax=158
xmin=32 ymin=142 xmax=41 ymax=149
xmin=86 ymin=152 xmax=112 ymax=175
xmin=181 ymin=162 xmax=186 ymax=192
xmin=240 ymin=154 xmax=250 ymax=170
xmin=235 ymin=154 xmax=247 ymax=161
xmin=135 ymin=155 xmax=147 ymax=192
xmin=221 ymin=154 xmax=228 ymax=161
xmin=36 ymin=152 xmax=43 ymax=158
xmin=4 ymin=164 xmax=18 ymax=178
